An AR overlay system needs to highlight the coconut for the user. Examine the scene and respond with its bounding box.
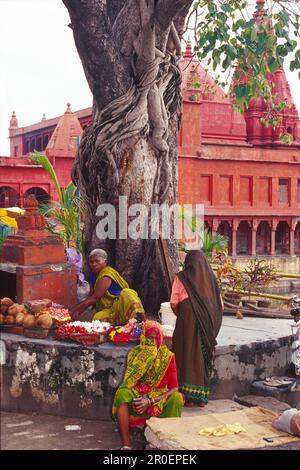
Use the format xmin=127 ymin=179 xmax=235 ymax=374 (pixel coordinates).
xmin=5 ymin=315 xmax=15 ymax=325
xmin=0 ymin=304 xmax=8 ymax=315
xmin=15 ymin=312 xmax=25 ymax=325
xmin=8 ymin=304 xmax=24 ymax=317
xmin=35 ymin=314 xmax=53 ymax=329
xmin=1 ymin=297 xmax=14 ymax=307
xmin=23 ymin=315 xmax=36 ymax=329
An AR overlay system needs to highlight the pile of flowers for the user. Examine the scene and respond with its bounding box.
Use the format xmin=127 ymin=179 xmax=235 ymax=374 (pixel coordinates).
xmin=40 ymin=306 xmax=71 ymax=325
xmin=55 ymin=320 xmax=111 ymax=345
xmin=108 ymin=319 xmax=142 ymax=344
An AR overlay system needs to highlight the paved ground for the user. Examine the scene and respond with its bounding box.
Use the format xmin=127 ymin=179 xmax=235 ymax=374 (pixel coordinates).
xmin=1 ymin=410 xmax=122 ymax=450
xmin=216 ymin=316 xmax=296 ymax=347
xmin=2 ymin=399 xmax=299 ymax=451
xmin=0 ymin=400 xmax=245 ymax=450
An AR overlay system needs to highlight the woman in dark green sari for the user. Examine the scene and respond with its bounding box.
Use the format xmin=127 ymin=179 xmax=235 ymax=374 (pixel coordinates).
xmin=170 ymin=250 xmax=223 ymax=407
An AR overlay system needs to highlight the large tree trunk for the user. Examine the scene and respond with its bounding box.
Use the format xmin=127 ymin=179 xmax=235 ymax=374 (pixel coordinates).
xmin=63 ymin=0 xmax=193 ymax=314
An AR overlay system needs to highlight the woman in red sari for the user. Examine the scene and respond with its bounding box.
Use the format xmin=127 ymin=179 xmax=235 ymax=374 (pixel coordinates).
xmin=112 ymin=320 xmax=183 ymax=450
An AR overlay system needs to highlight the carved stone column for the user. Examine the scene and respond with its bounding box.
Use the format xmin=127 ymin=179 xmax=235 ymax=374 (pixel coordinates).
xmin=271 ymin=218 xmax=278 ymax=256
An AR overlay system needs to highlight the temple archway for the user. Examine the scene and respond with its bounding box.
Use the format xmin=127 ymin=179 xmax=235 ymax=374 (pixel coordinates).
xmin=256 ymin=221 xmax=271 ymax=255
xmin=217 ymin=221 xmax=232 ymax=254
xmin=295 ymin=222 xmax=300 ymax=255
xmin=24 ymin=187 xmax=50 ymax=205
xmin=275 ymin=221 xmax=290 ymax=254
xmin=236 ymin=221 xmax=251 ymax=255
xmin=0 ymin=186 xmax=19 ymax=208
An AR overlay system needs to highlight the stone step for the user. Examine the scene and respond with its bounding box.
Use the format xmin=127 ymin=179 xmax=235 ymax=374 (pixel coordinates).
xmin=233 ymin=394 xmax=291 ymax=413
xmin=250 ymin=380 xmax=300 ymax=408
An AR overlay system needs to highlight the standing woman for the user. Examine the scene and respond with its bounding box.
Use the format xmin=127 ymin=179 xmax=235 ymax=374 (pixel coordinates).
xmin=170 ymin=250 xmax=223 ymax=407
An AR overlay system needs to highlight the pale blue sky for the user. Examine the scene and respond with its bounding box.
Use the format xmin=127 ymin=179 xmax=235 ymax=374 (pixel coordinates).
xmin=0 ymin=0 xmax=299 ymax=156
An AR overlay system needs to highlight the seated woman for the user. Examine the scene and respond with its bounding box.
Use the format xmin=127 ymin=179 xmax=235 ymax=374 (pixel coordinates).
xmin=112 ymin=320 xmax=183 ymax=450
xmin=70 ymin=249 xmax=145 ymax=325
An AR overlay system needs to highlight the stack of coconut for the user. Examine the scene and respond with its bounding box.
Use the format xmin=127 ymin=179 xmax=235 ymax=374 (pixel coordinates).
xmin=0 ymin=297 xmax=53 ymax=338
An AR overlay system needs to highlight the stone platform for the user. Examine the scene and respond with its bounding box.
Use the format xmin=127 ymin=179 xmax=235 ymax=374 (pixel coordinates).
xmin=0 ymin=316 xmax=297 ymax=420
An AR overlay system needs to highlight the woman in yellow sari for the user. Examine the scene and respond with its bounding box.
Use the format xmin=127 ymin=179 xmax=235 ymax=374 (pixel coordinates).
xmin=70 ymin=249 xmax=145 ymax=325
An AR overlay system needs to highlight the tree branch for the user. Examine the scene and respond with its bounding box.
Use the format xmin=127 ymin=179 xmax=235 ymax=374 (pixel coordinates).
xmin=62 ymin=0 xmax=131 ymax=109
xmin=156 ymin=0 xmax=194 ymax=30
xmin=112 ymin=0 xmax=141 ymax=70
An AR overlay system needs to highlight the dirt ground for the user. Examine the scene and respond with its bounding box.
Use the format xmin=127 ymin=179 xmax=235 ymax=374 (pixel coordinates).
xmin=1 ymin=410 xmax=123 ymax=450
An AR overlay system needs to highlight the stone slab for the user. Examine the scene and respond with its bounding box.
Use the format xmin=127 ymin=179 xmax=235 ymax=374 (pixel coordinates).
xmin=182 ymin=399 xmax=246 ymax=418
xmin=216 ymin=316 xmax=295 ymax=346
xmin=250 ymin=380 xmax=300 ymax=408
xmin=233 ymin=395 xmax=291 ymax=413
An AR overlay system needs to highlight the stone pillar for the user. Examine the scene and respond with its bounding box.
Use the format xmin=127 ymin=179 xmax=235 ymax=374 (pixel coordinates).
xmin=290 ymin=229 xmax=295 ymax=256
xmin=251 ymin=219 xmax=259 ymax=257
xmin=19 ymin=184 xmax=23 ymax=208
xmin=270 ymin=231 xmax=276 ymax=256
xmin=271 ymin=219 xmax=278 ymax=256
xmin=251 ymin=231 xmax=256 ymax=257
xmin=231 ymin=231 xmax=236 ymax=256
xmin=290 ymin=218 xmax=297 ymax=256
xmin=232 ymin=219 xmax=239 ymax=256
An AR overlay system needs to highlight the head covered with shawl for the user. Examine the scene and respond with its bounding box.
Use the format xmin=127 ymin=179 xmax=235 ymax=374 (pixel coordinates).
xmin=140 ymin=320 xmax=164 ymax=349
xmin=178 ymin=250 xmax=223 ymax=372
xmin=112 ymin=320 xmax=173 ymax=417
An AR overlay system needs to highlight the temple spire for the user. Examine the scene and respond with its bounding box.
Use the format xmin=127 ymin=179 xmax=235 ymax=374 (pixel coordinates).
xmin=254 ymin=0 xmax=267 ymax=22
xmin=9 ymin=111 xmax=18 ymax=129
xmin=183 ymin=40 xmax=193 ymax=60
xmin=46 ymin=103 xmax=82 ymax=153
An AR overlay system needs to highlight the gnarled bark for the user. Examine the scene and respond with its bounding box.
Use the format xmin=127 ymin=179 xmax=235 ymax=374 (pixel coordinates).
xmin=63 ymin=0 xmax=193 ymax=314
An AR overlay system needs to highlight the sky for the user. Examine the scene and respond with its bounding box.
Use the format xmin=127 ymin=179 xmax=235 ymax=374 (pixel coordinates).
xmin=0 ymin=0 xmax=299 ymax=156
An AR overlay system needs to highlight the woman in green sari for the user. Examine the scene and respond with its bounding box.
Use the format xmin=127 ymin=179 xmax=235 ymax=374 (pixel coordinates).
xmin=112 ymin=320 xmax=183 ymax=450
xmin=70 ymin=249 xmax=145 ymax=325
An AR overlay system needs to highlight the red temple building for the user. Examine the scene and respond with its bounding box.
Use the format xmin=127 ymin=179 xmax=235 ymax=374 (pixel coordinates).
xmin=1 ymin=3 xmax=299 ymax=260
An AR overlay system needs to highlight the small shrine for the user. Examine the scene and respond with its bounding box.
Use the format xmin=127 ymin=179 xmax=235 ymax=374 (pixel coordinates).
xmin=0 ymin=195 xmax=77 ymax=307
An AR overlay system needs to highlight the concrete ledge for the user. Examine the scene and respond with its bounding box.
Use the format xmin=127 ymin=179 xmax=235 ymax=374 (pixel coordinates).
xmin=0 ymin=333 xmax=132 ymax=420
xmin=0 ymin=317 xmax=295 ymax=419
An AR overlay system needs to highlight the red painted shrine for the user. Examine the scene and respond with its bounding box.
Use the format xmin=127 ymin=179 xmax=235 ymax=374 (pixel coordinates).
xmin=1 ymin=2 xmax=299 ymax=258
xmin=0 ymin=195 xmax=77 ymax=306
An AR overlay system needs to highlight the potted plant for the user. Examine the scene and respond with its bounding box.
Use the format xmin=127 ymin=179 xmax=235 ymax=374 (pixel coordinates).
xmin=242 ymin=258 xmax=278 ymax=308
xmin=216 ymin=257 xmax=245 ymax=305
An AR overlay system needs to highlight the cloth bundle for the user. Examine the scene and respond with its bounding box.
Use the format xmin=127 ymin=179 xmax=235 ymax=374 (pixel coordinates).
xmin=272 ymin=408 xmax=300 ymax=437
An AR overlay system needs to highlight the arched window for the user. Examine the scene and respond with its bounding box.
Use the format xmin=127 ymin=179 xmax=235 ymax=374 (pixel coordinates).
xmin=24 ymin=187 xmax=50 ymax=205
xmin=0 ymin=187 xmax=19 ymax=208
xmin=256 ymin=221 xmax=271 ymax=255
xmin=217 ymin=221 xmax=232 ymax=254
xmin=275 ymin=221 xmax=290 ymax=254
xmin=236 ymin=221 xmax=251 ymax=255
